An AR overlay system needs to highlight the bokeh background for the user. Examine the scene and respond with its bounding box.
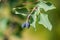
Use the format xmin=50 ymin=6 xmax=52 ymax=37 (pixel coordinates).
xmin=0 ymin=0 xmax=60 ymax=40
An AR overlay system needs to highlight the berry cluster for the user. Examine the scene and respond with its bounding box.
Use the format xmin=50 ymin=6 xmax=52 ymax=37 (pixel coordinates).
xmin=21 ymin=14 xmax=31 ymax=28
xmin=22 ymin=21 xmax=30 ymax=28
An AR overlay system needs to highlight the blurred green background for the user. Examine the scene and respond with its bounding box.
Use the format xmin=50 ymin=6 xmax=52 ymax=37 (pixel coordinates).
xmin=0 ymin=0 xmax=60 ymax=40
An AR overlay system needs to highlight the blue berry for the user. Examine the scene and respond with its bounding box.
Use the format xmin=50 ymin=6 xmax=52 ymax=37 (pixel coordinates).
xmin=21 ymin=22 xmax=30 ymax=28
xmin=21 ymin=23 xmax=26 ymax=28
xmin=25 ymin=22 xmax=30 ymax=28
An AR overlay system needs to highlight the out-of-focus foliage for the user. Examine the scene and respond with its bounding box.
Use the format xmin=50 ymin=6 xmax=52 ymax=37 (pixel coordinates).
xmin=0 ymin=0 xmax=60 ymax=40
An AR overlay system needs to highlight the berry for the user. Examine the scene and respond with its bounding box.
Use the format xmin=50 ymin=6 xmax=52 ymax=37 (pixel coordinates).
xmin=25 ymin=22 xmax=30 ymax=28
xmin=21 ymin=22 xmax=30 ymax=28
xmin=21 ymin=23 xmax=26 ymax=28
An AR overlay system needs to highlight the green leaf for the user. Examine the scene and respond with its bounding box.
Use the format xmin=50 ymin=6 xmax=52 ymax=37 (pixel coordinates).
xmin=38 ymin=13 xmax=52 ymax=31
xmin=29 ymin=16 xmax=34 ymax=24
xmin=14 ymin=8 xmax=29 ymax=16
xmin=12 ymin=8 xmax=29 ymax=19
xmin=16 ymin=8 xmax=28 ymax=14
xmin=37 ymin=1 xmax=56 ymax=11
xmin=30 ymin=7 xmax=40 ymax=31
xmin=15 ymin=11 xmax=27 ymax=16
xmin=29 ymin=1 xmax=56 ymax=31
xmin=30 ymin=13 xmax=37 ymax=31
xmin=36 ymin=1 xmax=56 ymax=31
xmin=45 ymin=2 xmax=52 ymax=6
